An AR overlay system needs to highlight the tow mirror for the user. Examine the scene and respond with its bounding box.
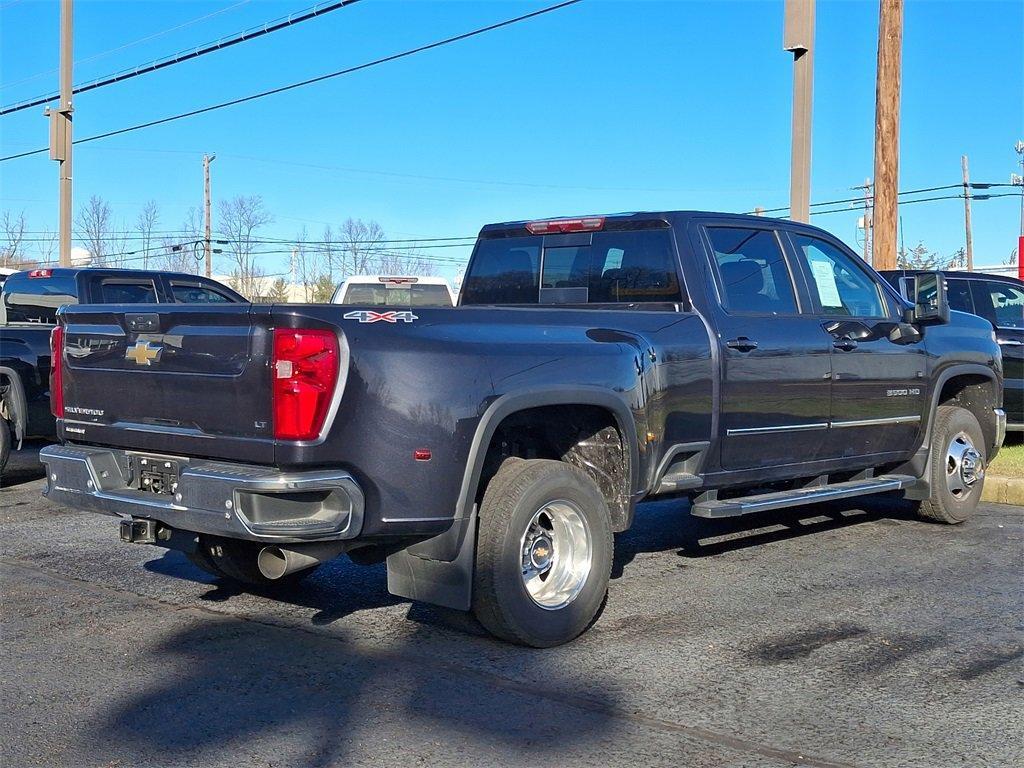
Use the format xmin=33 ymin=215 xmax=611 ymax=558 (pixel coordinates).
xmin=910 ymin=271 xmax=950 ymax=325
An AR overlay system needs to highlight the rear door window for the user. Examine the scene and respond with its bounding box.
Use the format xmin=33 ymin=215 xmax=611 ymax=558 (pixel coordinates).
xmin=706 ymin=227 xmax=798 ymax=315
xmin=99 ymin=280 xmax=158 ymax=304
xmin=170 ymin=283 xmax=234 ymax=304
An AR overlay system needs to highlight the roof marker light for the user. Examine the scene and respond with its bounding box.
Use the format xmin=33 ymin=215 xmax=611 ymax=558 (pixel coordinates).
xmin=525 ymin=217 xmax=605 ymax=235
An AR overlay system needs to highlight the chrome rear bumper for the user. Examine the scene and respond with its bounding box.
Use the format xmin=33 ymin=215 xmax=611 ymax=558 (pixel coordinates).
xmin=40 ymin=444 xmax=364 ymax=543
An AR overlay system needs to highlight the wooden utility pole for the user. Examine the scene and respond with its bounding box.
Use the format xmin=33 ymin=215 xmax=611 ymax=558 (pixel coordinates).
xmin=784 ymin=0 xmax=815 ymax=223
xmin=961 ymin=155 xmax=973 ymax=271
xmin=203 ymin=153 xmax=215 ymax=277
xmin=47 ymin=0 xmax=74 ymax=266
xmin=872 ymin=0 xmax=903 ymax=270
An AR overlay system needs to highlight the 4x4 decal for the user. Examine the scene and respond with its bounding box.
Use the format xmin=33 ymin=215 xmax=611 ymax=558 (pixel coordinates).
xmin=343 ymin=310 xmax=418 ymax=324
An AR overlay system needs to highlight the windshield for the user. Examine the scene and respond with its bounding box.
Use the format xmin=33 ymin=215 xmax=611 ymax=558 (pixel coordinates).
xmin=340 ymin=282 xmax=452 ymax=307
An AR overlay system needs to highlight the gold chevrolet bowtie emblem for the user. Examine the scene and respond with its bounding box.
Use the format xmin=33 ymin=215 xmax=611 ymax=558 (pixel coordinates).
xmin=125 ymin=340 xmax=161 ymax=366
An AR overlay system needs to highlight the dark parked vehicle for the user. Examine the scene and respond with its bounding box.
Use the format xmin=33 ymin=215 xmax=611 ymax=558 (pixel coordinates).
xmin=0 ymin=268 xmax=245 ymax=471
xmin=40 ymin=213 xmax=1005 ymax=646
xmin=879 ymin=270 xmax=1023 ymax=432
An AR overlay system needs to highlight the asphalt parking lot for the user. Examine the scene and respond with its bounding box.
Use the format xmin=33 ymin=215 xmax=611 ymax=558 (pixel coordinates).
xmin=2 ymin=441 xmax=1022 ymax=768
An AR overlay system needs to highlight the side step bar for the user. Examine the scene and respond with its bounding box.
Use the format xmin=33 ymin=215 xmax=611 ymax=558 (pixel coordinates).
xmin=691 ymin=474 xmax=916 ymax=519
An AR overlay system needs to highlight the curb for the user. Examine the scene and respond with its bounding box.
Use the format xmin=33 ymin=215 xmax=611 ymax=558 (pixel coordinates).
xmin=982 ymin=475 xmax=1024 ymax=506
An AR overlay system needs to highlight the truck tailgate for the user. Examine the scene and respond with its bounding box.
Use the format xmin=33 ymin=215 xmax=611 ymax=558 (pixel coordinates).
xmin=59 ymin=304 xmax=275 ymax=463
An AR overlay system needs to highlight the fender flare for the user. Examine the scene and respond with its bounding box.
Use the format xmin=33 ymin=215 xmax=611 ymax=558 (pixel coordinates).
xmin=385 ymin=387 xmax=641 ymax=612
xmin=923 ymin=363 xmax=1000 ymax=445
xmin=454 ymin=385 xmax=641 ymax=521
xmin=0 ymin=366 xmax=28 ymax=445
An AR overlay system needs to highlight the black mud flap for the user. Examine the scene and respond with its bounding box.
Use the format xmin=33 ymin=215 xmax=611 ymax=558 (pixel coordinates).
xmin=386 ymin=509 xmax=477 ymax=611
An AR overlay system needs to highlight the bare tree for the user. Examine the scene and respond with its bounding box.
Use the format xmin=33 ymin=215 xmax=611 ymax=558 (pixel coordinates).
xmin=376 ymin=247 xmax=437 ymax=277
xmin=1 ymin=210 xmax=27 ymax=267
xmin=35 ymin=228 xmax=58 ymax=266
xmin=136 ymin=200 xmax=160 ymax=270
xmin=157 ymin=208 xmax=203 ymax=274
xmin=219 ymin=195 xmax=272 ymax=299
xmin=75 ymin=195 xmax=113 ymax=266
xmin=338 ymin=218 xmax=385 ymax=277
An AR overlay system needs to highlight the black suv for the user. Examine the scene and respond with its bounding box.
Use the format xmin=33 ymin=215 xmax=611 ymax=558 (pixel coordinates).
xmin=0 ymin=268 xmax=245 ymax=471
xmin=879 ymin=270 xmax=1023 ymax=432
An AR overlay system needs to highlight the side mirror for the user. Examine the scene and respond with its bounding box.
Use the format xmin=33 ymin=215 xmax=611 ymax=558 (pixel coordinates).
xmin=911 ymin=271 xmax=950 ymax=325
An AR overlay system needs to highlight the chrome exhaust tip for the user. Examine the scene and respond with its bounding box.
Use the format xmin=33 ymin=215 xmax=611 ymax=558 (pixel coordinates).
xmin=257 ymin=542 xmax=347 ymax=580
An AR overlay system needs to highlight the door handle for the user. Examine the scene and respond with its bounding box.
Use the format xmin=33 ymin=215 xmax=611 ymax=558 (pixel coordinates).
xmin=833 ymin=337 xmax=859 ymax=351
xmin=726 ymin=337 xmax=758 ymax=352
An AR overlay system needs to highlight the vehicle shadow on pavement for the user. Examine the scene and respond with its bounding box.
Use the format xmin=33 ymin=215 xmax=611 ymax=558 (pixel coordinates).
xmin=612 ymin=494 xmax=921 ymax=579
xmin=144 ymin=549 xmax=408 ymax=626
xmin=0 ymin=441 xmax=48 ymax=490
xmin=85 ymin=618 xmax=620 ymax=768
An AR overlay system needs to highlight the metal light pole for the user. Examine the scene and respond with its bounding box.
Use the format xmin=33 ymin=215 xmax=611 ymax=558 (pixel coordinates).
xmin=784 ymin=0 xmax=815 ymax=223
xmin=47 ymin=0 xmax=74 ymax=266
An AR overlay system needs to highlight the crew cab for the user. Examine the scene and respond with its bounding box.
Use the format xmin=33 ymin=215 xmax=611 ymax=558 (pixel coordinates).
xmin=0 ymin=267 xmax=244 ymax=472
xmin=40 ymin=212 xmax=1006 ymax=646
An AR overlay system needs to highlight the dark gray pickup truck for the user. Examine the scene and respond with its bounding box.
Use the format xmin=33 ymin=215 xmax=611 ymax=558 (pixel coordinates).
xmin=41 ymin=211 xmax=1007 ymax=646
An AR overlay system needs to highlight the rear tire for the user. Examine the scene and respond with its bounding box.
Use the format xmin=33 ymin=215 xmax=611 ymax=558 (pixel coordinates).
xmin=472 ymin=458 xmax=613 ymax=647
xmin=187 ymin=535 xmax=318 ymax=587
xmin=915 ymin=405 xmax=987 ymax=524
xmin=0 ymin=416 xmax=10 ymax=475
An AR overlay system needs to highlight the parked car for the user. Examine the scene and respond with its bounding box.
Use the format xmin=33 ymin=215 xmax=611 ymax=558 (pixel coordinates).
xmin=40 ymin=212 xmax=1005 ymax=646
xmin=332 ymin=275 xmax=455 ymax=307
xmin=879 ymin=269 xmax=1023 ymax=432
xmin=0 ymin=267 xmax=245 ymax=472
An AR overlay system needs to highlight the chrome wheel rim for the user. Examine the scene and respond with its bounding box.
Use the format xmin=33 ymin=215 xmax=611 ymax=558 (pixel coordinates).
xmin=945 ymin=431 xmax=983 ymax=499
xmin=519 ymin=500 xmax=592 ymax=610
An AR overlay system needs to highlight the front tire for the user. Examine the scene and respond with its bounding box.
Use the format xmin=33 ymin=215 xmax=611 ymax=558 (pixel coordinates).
xmin=472 ymin=459 xmax=613 ymax=647
xmin=916 ymin=405 xmax=987 ymax=524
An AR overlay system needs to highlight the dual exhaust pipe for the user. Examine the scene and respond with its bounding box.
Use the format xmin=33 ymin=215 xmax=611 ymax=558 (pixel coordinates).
xmin=256 ymin=541 xmax=349 ymax=580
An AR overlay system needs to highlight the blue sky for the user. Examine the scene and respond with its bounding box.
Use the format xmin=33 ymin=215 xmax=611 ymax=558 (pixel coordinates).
xmin=1 ymin=0 xmax=1021 ymax=282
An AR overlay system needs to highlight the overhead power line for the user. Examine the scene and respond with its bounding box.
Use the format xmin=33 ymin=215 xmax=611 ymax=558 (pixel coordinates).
xmin=0 ymin=0 xmax=584 ymax=162
xmin=0 ymin=0 xmax=365 ymax=116
xmin=0 ymin=0 xmax=253 ymax=92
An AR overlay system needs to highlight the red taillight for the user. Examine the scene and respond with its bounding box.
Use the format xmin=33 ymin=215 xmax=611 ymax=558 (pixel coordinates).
xmin=525 ymin=217 xmax=605 ymax=235
xmin=271 ymin=328 xmax=340 ymax=440
xmin=29 ymin=269 xmax=53 ymax=278
xmin=50 ymin=326 xmax=64 ymax=418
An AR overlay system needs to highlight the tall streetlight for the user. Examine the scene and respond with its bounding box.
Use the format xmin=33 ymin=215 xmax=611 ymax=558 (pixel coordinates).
xmin=46 ymin=0 xmax=74 ymax=266
xmin=784 ymin=0 xmax=815 ymax=223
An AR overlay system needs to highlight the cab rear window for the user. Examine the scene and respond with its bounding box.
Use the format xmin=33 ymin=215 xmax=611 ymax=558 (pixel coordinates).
xmin=1 ymin=272 xmax=78 ymax=324
xmin=342 ymin=283 xmax=453 ymax=307
xmin=460 ymin=229 xmax=681 ymax=306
